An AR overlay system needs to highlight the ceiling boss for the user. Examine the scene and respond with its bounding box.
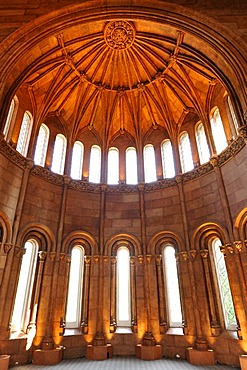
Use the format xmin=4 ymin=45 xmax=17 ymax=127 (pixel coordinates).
xmin=104 ymin=20 xmax=135 ymax=50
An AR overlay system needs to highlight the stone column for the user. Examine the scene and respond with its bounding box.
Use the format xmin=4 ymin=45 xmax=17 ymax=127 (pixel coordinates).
xmin=81 ymin=256 xmax=91 ymax=334
xmin=130 ymin=256 xmax=137 ymax=332
xmin=110 ymin=256 xmax=116 ymax=333
xmin=155 ymin=255 xmax=167 ymax=332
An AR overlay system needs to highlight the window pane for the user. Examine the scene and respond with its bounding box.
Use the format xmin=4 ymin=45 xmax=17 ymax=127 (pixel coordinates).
xmin=107 ymin=147 xmax=119 ymax=184
xmin=195 ymin=122 xmax=210 ymax=164
xmin=161 ymin=140 xmax=175 ymax=178
xmin=89 ymin=145 xmax=101 ymax=183
xmin=144 ymin=144 xmax=157 ymax=183
xmin=117 ymin=247 xmax=131 ymax=326
xmin=126 ymin=147 xmax=138 ymax=184
xmin=3 ymin=98 xmax=15 ymax=138
xmin=51 ymin=134 xmax=67 ymax=175
xmin=210 ymin=108 xmax=227 ymax=154
xmin=11 ymin=240 xmax=38 ymax=332
xmin=16 ymin=111 xmax=32 ymax=156
xmin=34 ymin=124 xmax=49 ymax=166
xmin=163 ymin=246 xmax=183 ymax=327
xmin=212 ymin=238 xmax=237 ymax=330
xmin=227 ymin=97 xmax=238 ymax=137
xmin=66 ymin=246 xmax=84 ymax=328
xmin=179 ymin=132 xmax=194 ymax=173
xmin=71 ymin=141 xmax=84 ymax=180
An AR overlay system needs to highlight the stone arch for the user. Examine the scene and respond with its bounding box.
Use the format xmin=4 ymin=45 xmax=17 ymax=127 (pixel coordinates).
xmin=62 ymin=230 xmax=97 ymax=255
xmin=148 ymin=231 xmax=184 ymax=254
xmin=192 ymin=222 xmax=230 ymax=251
xmin=234 ymin=207 xmax=247 ymax=241
xmin=104 ymin=233 xmax=141 ymax=256
xmin=0 ymin=210 xmax=12 ymax=245
xmin=16 ymin=223 xmax=55 ymax=252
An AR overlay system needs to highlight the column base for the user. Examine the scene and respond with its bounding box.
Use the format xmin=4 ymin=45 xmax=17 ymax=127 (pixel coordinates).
xmin=135 ymin=344 xmax=163 ymax=360
xmin=33 ymin=348 xmax=63 ymax=365
xmin=86 ymin=344 xmax=113 ymax=360
xmin=186 ymin=347 xmax=215 ymax=366
xmin=240 ymin=355 xmax=247 ymax=369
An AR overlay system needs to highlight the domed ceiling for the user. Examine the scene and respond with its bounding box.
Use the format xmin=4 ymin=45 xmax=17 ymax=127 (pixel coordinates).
xmin=21 ymin=18 xmax=219 ymax=145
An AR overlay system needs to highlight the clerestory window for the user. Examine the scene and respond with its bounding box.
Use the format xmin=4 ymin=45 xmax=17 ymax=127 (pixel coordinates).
xmin=210 ymin=108 xmax=227 ymax=154
xmin=3 ymin=96 xmax=18 ymax=139
xmin=71 ymin=141 xmax=84 ymax=180
xmin=195 ymin=122 xmax=210 ymax=164
xmin=34 ymin=124 xmax=49 ymax=167
xmin=126 ymin=147 xmax=138 ymax=185
xmin=107 ymin=147 xmax=119 ymax=184
xmin=16 ymin=111 xmax=33 ymax=157
xmin=144 ymin=144 xmax=157 ymax=183
xmin=89 ymin=145 xmax=101 ymax=183
xmin=161 ymin=139 xmax=175 ymax=178
xmin=116 ymin=247 xmax=131 ymax=327
xmin=179 ymin=132 xmax=194 ymax=173
xmin=51 ymin=133 xmax=67 ymax=175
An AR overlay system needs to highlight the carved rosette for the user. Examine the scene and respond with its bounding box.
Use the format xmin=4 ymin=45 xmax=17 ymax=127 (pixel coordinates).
xmin=104 ymin=21 xmax=135 ymax=50
xmin=103 ymin=256 xmax=108 ymax=263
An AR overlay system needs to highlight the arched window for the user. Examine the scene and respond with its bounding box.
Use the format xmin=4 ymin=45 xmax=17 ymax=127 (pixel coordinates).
xmin=107 ymin=147 xmax=119 ymax=184
xmin=161 ymin=139 xmax=175 ymax=178
xmin=211 ymin=238 xmax=237 ymax=330
xmin=3 ymin=96 xmax=18 ymax=139
xmin=144 ymin=144 xmax=157 ymax=183
xmin=11 ymin=240 xmax=38 ymax=332
xmin=89 ymin=145 xmax=101 ymax=183
xmin=71 ymin=141 xmax=84 ymax=180
xmin=34 ymin=124 xmax=49 ymax=166
xmin=117 ymin=247 xmax=131 ymax=327
xmin=51 ymin=133 xmax=67 ymax=175
xmin=179 ymin=132 xmax=194 ymax=173
xmin=163 ymin=245 xmax=183 ymax=327
xmin=126 ymin=147 xmax=138 ymax=185
xmin=210 ymin=108 xmax=227 ymax=154
xmin=16 ymin=111 xmax=33 ymax=156
xmin=195 ymin=122 xmax=210 ymax=164
xmin=66 ymin=246 xmax=84 ymax=328
xmin=227 ymin=96 xmax=238 ymax=136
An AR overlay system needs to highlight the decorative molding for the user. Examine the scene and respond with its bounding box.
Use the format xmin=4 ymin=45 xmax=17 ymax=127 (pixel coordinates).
xmin=3 ymin=243 xmax=12 ymax=254
xmin=85 ymin=256 xmax=91 ymax=265
xmin=238 ymin=123 xmax=247 ymax=139
xmin=49 ymin=252 xmax=56 ymax=261
xmin=138 ymin=255 xmax=144 ymax=264
xmin=130 ymin=256 xmax=136 ymax=265
xmin=38 ymin=251 xmax=47 ymax=261
xmin=200 ymin=249 xmax=209 ymax=259
xmin=181 ymin=251 xmax=188 ymax=261
xmin=111 ymin=256 xmax=117 ymax=265
xmin=233 ymin=241 xmax=243 ymax=252
xmin=146 ymin=254 xmax=152 ymax=263
xmin=31 ymin=166 xmax=64 ymax=185
xmin=103 ymin=256 xmax=108 ymax=263
xmin=59 ymin=253 xmax=66 ymax=261
xmin=216 ymin=137 xmax=245 ymax=166
xmin=0 ymin=140 xmax=29 ymax=169
xmin=190 ymin=249 xmax=197 ymax=259
xmin=225 ymin=244 xmax=234 ymax=254
xmin=93 ymin=255 xmax=100 ymax=263
xmin=155 ymin=255 xmax=162 ymax=264
xmin=69 ymin=180 xmax=101 ymax=192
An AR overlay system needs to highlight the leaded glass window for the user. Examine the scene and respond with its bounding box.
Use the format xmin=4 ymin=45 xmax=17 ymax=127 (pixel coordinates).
xmin=195 ymin=122 xmax=210 ymax=164
xmin=179 ymin=132 xmax=194 ymax=173
xmin=126 ymin=147 xmax=138 ymax=184
xmin=107 ymin=147 xmax=119 ymax=184
xmin=144 ymin=144 xmax=157 ymax=183
xmin=210 ymin=108 xmax=227 ymax=154
xmin=34 ymin=124 xmax=49 ymax=166
xmin=51 ymin=133 xmax=67 ymax=175
xmin=71 ymin=141 xmax=84 ymax=180
xmin=16 ymin=111 xmax=33 ymax=156
xmin=89 ymin=145 xmax=101 ymax=183
xmin=161 ymin=139 xmax=175 ymax=178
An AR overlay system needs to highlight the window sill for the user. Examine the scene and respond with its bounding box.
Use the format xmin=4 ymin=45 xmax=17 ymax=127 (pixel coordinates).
xmin=165 ymin=327 xmax=184 ymax=335
xmin=115 ymin=327 xmax=132 ymax=334
xmin=10 ymin=331 xmax=27 ymax=340
xmin=64 ymin=328 xmax=83 ymax=336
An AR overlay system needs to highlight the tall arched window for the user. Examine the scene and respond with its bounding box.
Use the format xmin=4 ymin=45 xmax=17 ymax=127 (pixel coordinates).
xmin=51 ymin=133 xmax=67 ymax=175
xmin=71 ymin=141 xmax=84 ymax=180
xmin=227 ymin=96 xmax=238 ymax=136
xmin=66 ymin=246 xmax=84 ymax=328
xmin=144 ymin=144 xmax=157 ymax=183
xmin=195 ymin=122 xmax=210 ymax=164
xmin=11 ymin=240 xmax=38 ymax=332
xmin=117 ymin=247 xmax=131 ymax=327
xmin=210 ymin=108 xmax=227 ymax=154
xmin=211 ymin=238 xmax=237 ymax=330
xmin=161 ymin=139 xmax=175 ymax=178
xmin=3 ymin=96 xmax=18 ymax=139
xmin=126 ymin=147 xmax=138 ymax=184
xmin=34 ymin=124 xmax=49 ymax=166
xmin=179 ymin=132 xmax=194 ymax=173
xmin=163 ymin=245 xmax=183 ymax=327
xmin=16 ymin=111 xmax=33 ymax=156
xmin=89 ymin=145 xmax=101 ymax=183
xmin=107 ymin=147 xmax=119 ymax=184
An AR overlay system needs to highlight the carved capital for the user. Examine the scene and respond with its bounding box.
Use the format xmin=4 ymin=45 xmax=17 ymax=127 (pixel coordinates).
xmin=85 ymin=256 xmax=91 ymax=265
xmin=190 ymin=249 xmax=197 ymax=259
xmin=26 ymin=158 xmax=34 ymax=170
xmin=103 ymin=256 xmax=108 ymax=263
xmin=130 ymin=256 xmax=135 ymax=265
xmin=49 ymin=252 xmax=56 ymax=261
xmin=181 ymin=251 xmax=188 ymax=261
xmin=220 ymin=246 xmax=226 ymax=256
xmin=111 ymin=256 xmax=117 ymax=265
xmin=59 ymin=253 xmax=66 ymax=261
xmin=200 ymin=249 xmax=209 ymax=260
xmin=14 ymin=246 xmax=22 ymax=255
xmin=63 ymin=175 xmax=71 ymax=186
xmin=238 ymin=123 xmax=247 ymax=139
xmin=94 ymin=255 xmax=100 ymax=263
xmin=155 ymin=255 xmax=162 ymax=265
xmin=38 ymin=251 xmax=47 ymax=261
xmin=66 ymin=254 xmax=71 ymax=263
xmin=210 ymin=155 xmax=219 ymax=168
xmin=225 ymin=244 xmax=234 ymax=255
xmin=234 ymin=241 xmax=243 ymax=252
xmin=175 ymin=174 xmax=183 ymax=184
xmin=138 ymin=255 xmax=144 ymax=264
xmin=175 ymin=252 xmax=180 ymax=262
xmin=146 ymin=254 xmax=152 ymax=263
xmin=3 ymin=243 xmax=12 ymax=254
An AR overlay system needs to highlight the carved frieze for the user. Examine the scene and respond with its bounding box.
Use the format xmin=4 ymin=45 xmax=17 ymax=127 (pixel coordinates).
xmin=69 ymin=180 xmax=101 ymax=192
xmin=216 ymin=137 xmax=245 ymax=166
xmin=104 ymin=21 xmax=135 ymax=50
xmin=31 ymin=166 xmax=64 ymax=186
xmin=0 ymin=140 xmax=28 ymax=169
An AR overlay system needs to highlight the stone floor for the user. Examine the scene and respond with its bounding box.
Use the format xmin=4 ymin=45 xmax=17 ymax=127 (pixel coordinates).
xmin=12 ymin=357 xmax=240 ymax=369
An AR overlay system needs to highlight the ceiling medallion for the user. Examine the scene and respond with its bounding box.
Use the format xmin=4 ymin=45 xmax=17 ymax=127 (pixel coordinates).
xmin=104 ymin=21 xmax=135 ymax=50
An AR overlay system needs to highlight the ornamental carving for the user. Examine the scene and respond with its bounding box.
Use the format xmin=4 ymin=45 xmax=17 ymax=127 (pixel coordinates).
xmin=0 ymin=140 xmax=28 ymax=169
xmin=138 ymin=255 xmax=144 ymax=264
xmin=200 ymin=249 xmax=209 ymax=259
xmin=69 ymin=180 xmax=101 ymax=192
xmin=155 ymin=255 xmax=162 ymax=264
xmin=31 ymin=166 xmax=64 ymax=186
xmin=104 ymin=21 xmax=135 ymax=50
xmin=3 ymin=243 xmax=12 ymax=254
xmin=216 ymin=137 xmax=245 ymax=167
xmin=85 ymin=256 xmax=91 ymax=265
xmin=238 ymin=124 xmax=247 ymax=139
xmin=38 ymin=251 xmax=47 ymax=261
xmin=234 ymin=241 xmax=243 ymax=252
xmin=181 ymin=251 xmax=188 ymax=261
xmin=146 ymin=254 xmax=152 ymax=263
xmin=49 ymin=252 xmax=56 ymax=261
xmin=190 ymin=249 xmax=197 ymax=259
